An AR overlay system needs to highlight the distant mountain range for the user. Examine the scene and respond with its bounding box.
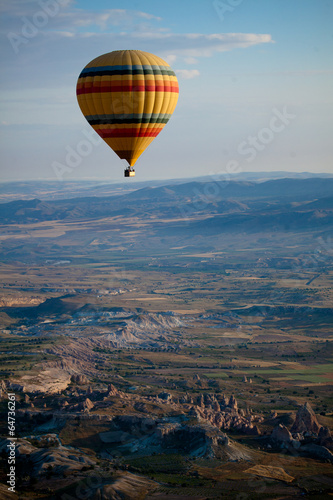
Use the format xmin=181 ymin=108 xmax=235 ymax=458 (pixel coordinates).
xmin=0 ymin=171 xmax=332 ymax=203
xmin=0 ymin=177 xmax=332 ymax=227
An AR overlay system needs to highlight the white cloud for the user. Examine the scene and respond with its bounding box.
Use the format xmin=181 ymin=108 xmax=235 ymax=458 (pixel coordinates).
xmin=58 ymin=9 xmax=162 ymax=31
xmin=175 ymin=69 xmax=200 ymax=79
xmin=0 ymin=3 xmax=162 ymax=35
xmin=1 ymin=0 xmax=273 ymax=69
xmin=136 ymin=12 xmax=162 ymax=21
xmin=48 ymin=30 xmax=273 ymax=58
xmin=164 ymin=54 xmax=177 ymax=64
xmin=67 ymin=31 xmax=273 ymax=58
xmin=185 ymin=57 xmax=198 ymax=64
xmin=131 ymin=32 xmax=273 ymax=57
xmin=54 ymin=31 xmax=75 ymax=37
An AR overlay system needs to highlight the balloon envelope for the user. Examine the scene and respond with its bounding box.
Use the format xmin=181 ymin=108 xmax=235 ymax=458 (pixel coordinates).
xmin=76 ymin=50 xmax=179 ymax=168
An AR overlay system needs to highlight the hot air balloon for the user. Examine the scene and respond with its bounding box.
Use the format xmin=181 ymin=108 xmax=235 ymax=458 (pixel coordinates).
xmin=76 ymin=50 xmax=179 ymax=177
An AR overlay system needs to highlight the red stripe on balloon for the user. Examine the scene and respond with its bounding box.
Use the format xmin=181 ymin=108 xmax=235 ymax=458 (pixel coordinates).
xmin=77 ymin=84 xmax=179 ymax=95
xmin=96 ymin=128 xmax=163 ymax=138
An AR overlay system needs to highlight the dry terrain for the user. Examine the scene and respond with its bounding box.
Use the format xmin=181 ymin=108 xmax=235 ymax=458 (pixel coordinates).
xmin=0 ymin=177 xmax=332 ymax=499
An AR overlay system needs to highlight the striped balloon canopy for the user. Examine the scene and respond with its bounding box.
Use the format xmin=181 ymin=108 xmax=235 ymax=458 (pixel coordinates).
xmin=76 ymin=50 xmax=179 ymax=172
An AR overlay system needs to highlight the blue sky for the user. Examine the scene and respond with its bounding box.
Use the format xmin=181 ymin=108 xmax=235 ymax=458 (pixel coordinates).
xmin=0 ymin=0 xmax=332 ymax=182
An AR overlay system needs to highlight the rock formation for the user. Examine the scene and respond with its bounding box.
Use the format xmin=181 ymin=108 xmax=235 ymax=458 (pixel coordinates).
xmin=75 ymin=398 xmax=94 ymax=412
xmin=0 ymin=436 xmax=95 ymax=475
xmin=0 ymin=380 xmax=7 ymax=400
xmin=158 ymin=391 xmax=172 ymax=402
xmin=300 ymin=443 xmax=333 ymax=463
xmin=71 ymin=374 xmax=89 ymax=385
xmin=188 ymin=393 xmax=262 ymax=435
xmin=198 ymin=394 xmax=205 ymax=408
xmin=221 ymin=394 xmax=229 ymax=407
xmin=291 ymin=402 xmax=321 ymax=436
xmin=271 ymin=424 xmax=293 ymax=444
xmin=318 ymin=427 xmax=333 ymax=451
xmin=188 ymin=406 xmax=203 ymax=421
xmin=228 ymin=395 xmax=238 ymax=411
xmin=106 ymin=383 xmax=119 ymax=397
xmin=92 ymin=473 xmax=156 ymax=500
xmin=179 ymin=393 xmax=194 ymax=404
